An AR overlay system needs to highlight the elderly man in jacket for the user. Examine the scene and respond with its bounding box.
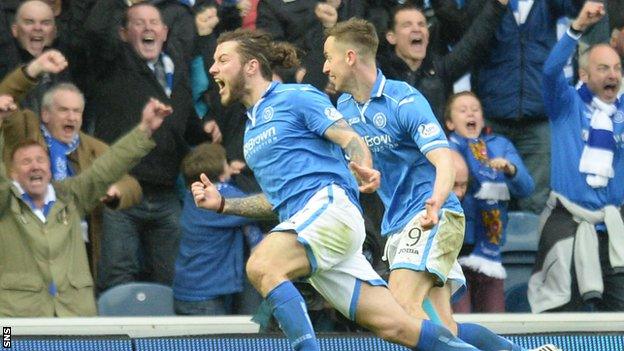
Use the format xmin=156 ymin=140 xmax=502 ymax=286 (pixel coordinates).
xmin=0 ymin=50 xmax=142 ymax=281
xmin=0 ymin=91 xmax=171 ymax=317
xmin=529 ymin=1 xmax=624 ymax=313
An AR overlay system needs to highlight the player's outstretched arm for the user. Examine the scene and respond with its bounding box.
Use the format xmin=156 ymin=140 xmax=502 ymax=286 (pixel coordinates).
xmin=421 ymin=147 xmax=455 ymax=229
xmin=192 ymin=173 xmax=276 ymax=219
xmin=325 ymin=119 xmax=380 ymax=193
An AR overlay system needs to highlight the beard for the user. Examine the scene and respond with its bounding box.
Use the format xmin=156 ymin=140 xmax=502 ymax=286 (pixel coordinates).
xmin=221 ymin=70 xmax=247 ymax=106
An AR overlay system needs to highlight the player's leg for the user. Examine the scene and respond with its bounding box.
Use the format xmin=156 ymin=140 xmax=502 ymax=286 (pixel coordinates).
xmin=385 ymin=209 xmax=465 ymax=322
xmin=428 ymin=267 xmax=545 ymax=351
xmin=388 ymin=269 xmax=436 ymax=319
xmin=356 ymin=282 xmax=484 ymax=350
xmin=308 ymin=251 xmax=482 ymax=351
xmin=245 ymin=184 xmax=365 ymax=351
xmin=246 ymin=231 xmax=317 ymax=351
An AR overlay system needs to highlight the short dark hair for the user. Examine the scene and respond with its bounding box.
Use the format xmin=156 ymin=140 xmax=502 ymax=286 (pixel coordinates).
xmin=122 ymin=3 xmax=163 ymax=29
xmin=217 ymin=29 xmax=300 ymax=81
xmin=389 ymin=3 xmax=426 ymax=31
xmin=181 ymin=143 xmax=227 ymax=186
xmin=10 ymin=139 xmax=48 ymax=163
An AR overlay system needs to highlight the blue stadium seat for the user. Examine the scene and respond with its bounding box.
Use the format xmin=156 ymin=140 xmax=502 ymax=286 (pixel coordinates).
xmin=97 ymin=282 xmax=174 ymax=316
xmin=502 ymin=211 xmax=540 ymax=253
xmin=505 ymin=283 xmax=531 ymax=312
xmin=502 ymin=212 xmax=540 ymax=311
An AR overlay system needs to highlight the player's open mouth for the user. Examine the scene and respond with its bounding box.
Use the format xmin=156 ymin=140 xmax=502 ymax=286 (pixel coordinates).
xmin=64 ymin=124 xmax=75 ymax=133
xmin=215 ymin=78 xmax=226 ymax=94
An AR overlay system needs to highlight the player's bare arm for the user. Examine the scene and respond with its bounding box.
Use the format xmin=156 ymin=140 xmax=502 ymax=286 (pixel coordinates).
xmin=325 ymin=119 xmax=370 ymax=166
xmin=421 ymin=147 xmax=455 ymax=228
xmin=324 ymin=119 xmax=380 ymax=192
xmin=223 ymin=193 xmax=276 ymax=219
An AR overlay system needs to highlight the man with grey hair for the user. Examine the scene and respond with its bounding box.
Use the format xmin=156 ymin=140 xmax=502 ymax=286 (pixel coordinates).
xmin=0 ymin=50 xmax=142 ymax=281
xmin=529 ymin=1 xmax=624 ymax=312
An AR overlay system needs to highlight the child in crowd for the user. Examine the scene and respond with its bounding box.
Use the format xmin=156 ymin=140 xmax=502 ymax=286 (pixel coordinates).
xmin=173 ymin=143 xmax=263 ymax=315
xmin=445 ymin=91 xmax=535 ymax=313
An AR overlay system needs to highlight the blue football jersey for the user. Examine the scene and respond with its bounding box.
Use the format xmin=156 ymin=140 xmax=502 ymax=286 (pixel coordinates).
xmin=337 ymin=71 xmax=462 ymax=235
xmin=243 ymin=82 xmax=360 ymax=221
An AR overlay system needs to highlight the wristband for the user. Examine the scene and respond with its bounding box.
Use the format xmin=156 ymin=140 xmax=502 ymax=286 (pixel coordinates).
xmin=569 ymin=25 xmax=583 ymax=36
xmin=216 ymin=196 xmax=225 ymax=214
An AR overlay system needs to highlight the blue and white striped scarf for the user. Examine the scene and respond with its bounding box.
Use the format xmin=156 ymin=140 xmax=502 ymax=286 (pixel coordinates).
xmin=161 ymin=53 xmax=175 ymax=97
xmin=577 ymin=83 xmax=617 ymax=188
xmin=41 ymin=124 xmax=79 ymax=180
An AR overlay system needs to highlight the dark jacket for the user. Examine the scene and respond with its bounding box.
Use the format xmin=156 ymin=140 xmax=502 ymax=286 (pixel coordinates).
xmin=82 ymin=0 xmax=196 ymax=63
xmin=83 ymin=3 xmax=208 ymax=188
xmin=256 ymin=0 xmax=387 ymax=90
xmin=472 ymin=0 xmax=582 ymax=120
xmin=378 ymin=0 xmax=506 ymax=124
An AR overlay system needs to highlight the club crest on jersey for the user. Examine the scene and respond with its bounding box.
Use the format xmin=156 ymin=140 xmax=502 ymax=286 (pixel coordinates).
xmin=373 ymin=112 xmax=387 ymax=128
xmin=614 ymin=111 xmax=624 ymax=124
xmin=324 ymin=107 xmax=343 ymax=121
xmin=263 ymin=106 xmax=274 ymax=122
xmin=418 ymin=123 xmax=440 ymax=138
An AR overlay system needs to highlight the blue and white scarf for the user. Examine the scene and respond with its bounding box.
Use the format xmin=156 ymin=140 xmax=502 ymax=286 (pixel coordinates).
xmin=149 ymin=53 xmax=175 ymax=97
xmin=577 ymin=83 xmax=617 ymax=188
xmin=451 ymin=132 xmax=509 ymax=279
xmin=41 ymin=125 xmax=79 ymax=180
xmin=161 ymin=53 xmax=175 ymax=97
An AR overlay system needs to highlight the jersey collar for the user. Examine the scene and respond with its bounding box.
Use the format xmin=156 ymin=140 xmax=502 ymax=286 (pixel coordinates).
xmin=370 ymin=69 xmax=387 ymax=99
xmin=247 ymin=81 xmax=279 ymax=127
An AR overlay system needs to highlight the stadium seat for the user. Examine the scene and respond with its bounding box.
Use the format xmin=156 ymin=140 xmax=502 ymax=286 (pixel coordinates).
xmin=505 ymin=283 xmax=531 ymax=313
xmin=502 ymin=211 xmax=540 ymax=253
xmin=97 ymin=282 xmax=175 ymax=316
xmin=502 ymin=212 xmax=540 ymax=311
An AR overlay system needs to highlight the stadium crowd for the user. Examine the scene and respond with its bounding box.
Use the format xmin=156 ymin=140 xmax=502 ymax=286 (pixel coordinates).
xmin=0 ymin=0 xmax=622 ymax=336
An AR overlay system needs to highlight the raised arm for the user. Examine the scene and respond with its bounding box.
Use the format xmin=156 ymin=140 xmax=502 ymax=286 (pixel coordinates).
xmin=0 ymin=95 xmax=18 ymax=212
xmin=324 ymin=119 xmax=380 ymax=193
xmin=543 ymin=1 xmax=605 ymax=120
xmin=192 ymin=173 xmax=276 ymax=219
xmin=439 ymin=0 xmax=508 ymax=83
xmin=66 ymin=98 xmax=171 ymax=214
xmin=0 ymin=50 xmax=67 ymax=101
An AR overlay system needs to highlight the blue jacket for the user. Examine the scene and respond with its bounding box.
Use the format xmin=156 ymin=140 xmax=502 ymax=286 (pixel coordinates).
xmin=543 ymin=31 xmax=624 ymax=209
xmin=450 ymin=133 xmax=534 ymax=244
xmin=173 ymin=183 xmax=262 ymax=301
xmin=473 ymin=0 xmax=581 ymax=120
